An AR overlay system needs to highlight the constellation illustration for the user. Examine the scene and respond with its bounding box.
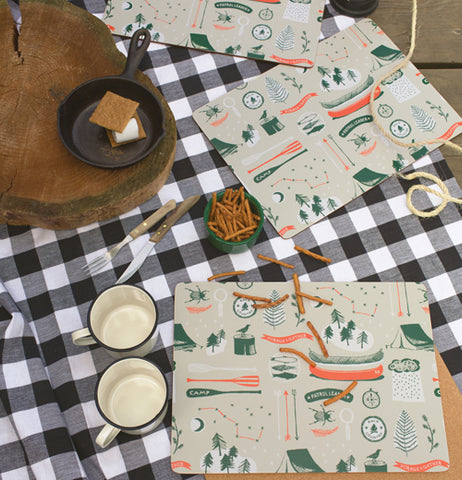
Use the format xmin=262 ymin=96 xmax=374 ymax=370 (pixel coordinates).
xmin=199 ymin=407 xmax=264 ymax=442
xmin=318 ymin=286 xmax=378 ymax=317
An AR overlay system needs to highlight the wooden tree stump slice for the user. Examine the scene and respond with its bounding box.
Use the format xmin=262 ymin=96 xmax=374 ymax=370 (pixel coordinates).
xmin=0 ymin=0 xmax=176 ymax=230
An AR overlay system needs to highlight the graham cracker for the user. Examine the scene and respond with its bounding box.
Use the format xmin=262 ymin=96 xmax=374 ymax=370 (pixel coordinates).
xmin=106 ymin=111 xmax=146 ymax=147
xmin=89 ymin=91 xmax=139 ymax=132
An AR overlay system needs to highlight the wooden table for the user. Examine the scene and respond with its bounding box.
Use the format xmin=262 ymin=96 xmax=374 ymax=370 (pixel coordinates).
xmin=370 ymin=0 xmax=462 ymax=183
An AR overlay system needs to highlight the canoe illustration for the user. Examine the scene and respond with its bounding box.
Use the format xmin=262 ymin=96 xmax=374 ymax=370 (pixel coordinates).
xmin=308 ymin=348 xmax=384 ymax=365
xmin=327 ymin=88 xmax=383 ymax=119
xmin=320 ymin=75 xmax=374 ymax=109
xmin=309 ymin=364 xmax=383 ymax=380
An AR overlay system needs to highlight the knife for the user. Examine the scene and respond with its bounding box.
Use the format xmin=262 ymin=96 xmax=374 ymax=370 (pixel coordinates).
xmin=115 ymin=195 xmax=200 ymax=284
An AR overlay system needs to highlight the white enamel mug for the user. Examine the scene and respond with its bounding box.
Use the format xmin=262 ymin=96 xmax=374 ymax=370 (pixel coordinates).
xmin=72 ymin=285 xmax=158 ymax=358
xmin=95 ymin=357 xmax=168 ymax=448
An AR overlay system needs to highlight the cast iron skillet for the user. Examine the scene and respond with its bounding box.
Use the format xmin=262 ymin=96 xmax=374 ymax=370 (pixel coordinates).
xmin=57 ymin=29 xmax=165 ymax=168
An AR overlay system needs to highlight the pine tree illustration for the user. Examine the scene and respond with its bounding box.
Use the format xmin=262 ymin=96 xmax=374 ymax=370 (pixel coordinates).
xmin=229 ymin=445 xmax=238 ymax=459
xmin=202 ymin=452 xmax=214 ymax=473
xmin=239 ymin=458 xmax=251 ymax=474
xmin=340 ymin=326 xmax=353 ymax=345
xmin=347 ymin=70 xmax=358 ymax=82
xmin=392 ymin=153 xmax=405 ymax=172
xmin=331 ymin=309 xmax=344 ymax=328
xmin=207 ymin=333 xmax=219 ymax=352
xmin=211 ymin=432 xmax=227 ymax=456
xmin=135 ymin=13 xmax=145 ymax=27
xmin=356 ymin=330 xmax=369 ymax=348
xmin=263 ymin=290 xmax=286 ymax=329
xmin=410 ymin=105 xmax=436 ymax=133
xmin=318 ymin=66 xmax=331 ymax=77
xmin=336 ymin=459 xmax=348 ymax=472
xmin=327 ymin=198 xmax=338 ymax=211
xmin=394 ymin=410 xmax=419 ymax=456
xmin=311 ymin=195 xmax=325 ymax=216
xmin=324 ymin=325 xmax=334 ymax=343
xmin=275 ymin=25 xmax=295 ymax=52
xmin=321 ymin=79 xmax=330 ymax=92
xmin=265 ymin=77 xmax=289 ymax=103
xmin=221 ymin=453 xmax=234 ymax=473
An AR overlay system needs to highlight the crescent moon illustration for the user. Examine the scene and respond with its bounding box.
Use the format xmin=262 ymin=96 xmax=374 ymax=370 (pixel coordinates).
xmin=122 ymin=2 xmax=133 ymax=10
xmin=190 ymin=417 xmax=205 ymax=432
xmin=307 ymin=296 xmax=323 ymax=308
xmin=272 ymin=191 xmax=284 ymax=203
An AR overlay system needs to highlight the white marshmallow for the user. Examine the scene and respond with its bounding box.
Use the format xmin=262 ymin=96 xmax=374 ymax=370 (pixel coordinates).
xmin=112 ymin=117 xmax=139 ymax=143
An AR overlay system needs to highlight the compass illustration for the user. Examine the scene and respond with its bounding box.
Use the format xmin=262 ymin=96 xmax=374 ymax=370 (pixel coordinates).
xmin=242 ymin=91 xmax=264 ymax=109
xmin=361 ymin=416 xmax=387 ymax=442
xmin=377 ymin=103 xmax=393 ymax=118
xmin=390 ymin=119 xmax=411 ymax=138
xmin=233 ymin=296 xmax=257 ymax=318
xmin=362 ymin=388 xmax=381 ymax=409
xmin=252 ymin=24 xmax=272 ymax=41
xmin=259 ymin=8 xmax=273 ymax=21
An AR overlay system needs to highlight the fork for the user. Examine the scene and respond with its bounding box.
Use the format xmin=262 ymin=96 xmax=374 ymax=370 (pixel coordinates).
xmin=82 ymin=199 xmax=176 ymax=275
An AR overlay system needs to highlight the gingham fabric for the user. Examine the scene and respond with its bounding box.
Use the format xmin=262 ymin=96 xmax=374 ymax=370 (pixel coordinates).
xmin=1 ymin=1 xmax=461 ymax=479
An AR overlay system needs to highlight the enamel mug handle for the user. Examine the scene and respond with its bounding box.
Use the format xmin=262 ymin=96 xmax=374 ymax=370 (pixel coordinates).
xmin=71 ymin=328 xmax=96 ymax=346
xmin=96 ymin=424 xmax=121 ymax=448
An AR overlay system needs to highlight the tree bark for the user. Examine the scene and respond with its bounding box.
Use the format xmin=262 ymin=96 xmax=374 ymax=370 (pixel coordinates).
xmin=0 ymin=0 xmax=176 ymax=229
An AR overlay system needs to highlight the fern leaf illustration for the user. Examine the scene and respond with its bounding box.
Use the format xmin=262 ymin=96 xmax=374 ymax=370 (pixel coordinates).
xmin=263 ymin=290 xmax=286 ymax=329
xmin=265 ymin=77 xmax=289 ymax=103
xmin=394 ymin=410 xmax=418 ymax=455
xmin=410 ymin=105 xmax=436 ymax=133
xmin=275 ymin=25 xmax=295 ymax=52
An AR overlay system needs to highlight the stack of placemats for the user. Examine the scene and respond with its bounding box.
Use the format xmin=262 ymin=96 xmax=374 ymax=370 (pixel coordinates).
xmin=193 ymin=19 xmax=462 ymax=238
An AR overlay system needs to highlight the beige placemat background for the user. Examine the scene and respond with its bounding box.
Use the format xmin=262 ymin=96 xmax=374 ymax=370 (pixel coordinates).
xmin=206 ymin=349 xmax=460 ymax=479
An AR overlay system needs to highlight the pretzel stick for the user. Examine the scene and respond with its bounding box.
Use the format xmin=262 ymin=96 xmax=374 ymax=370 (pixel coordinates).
xmin=307 ymin=321 xmax=329 ymax=357
xmin=294 ymin=245 xmax=332 ymax=264
xmin=244 ymin=199 xmax=253 ymax=226
xmin=208 ymin=270 xmax=246 ymax=281
xmin=279 ymin=347 xmax=316 ymax=368
xmin=297 ymin=291 xmax=333 ymax=306
xmin=225 ymin=225 xmax=257 ymax=241
xmin=257 ymin=254 xmax=295 ymax=269
xmin=253 ymin=294 xmax=289 ymax=309
xmin=211 ymin=192 xmax=217 ymax=220
xmin=292 ymin=273 xmax=305 ymax=314
xmin=233 ymin=292 xmax=272 ymax=303
xmin=323 ymin=381 xmax=358 ymax=406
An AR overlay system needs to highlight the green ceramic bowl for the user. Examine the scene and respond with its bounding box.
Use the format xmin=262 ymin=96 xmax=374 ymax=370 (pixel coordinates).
xmin=204 ymin=191 xmax=264 ymax=254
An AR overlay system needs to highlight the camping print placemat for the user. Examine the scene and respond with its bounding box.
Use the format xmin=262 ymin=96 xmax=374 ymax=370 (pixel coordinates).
xmin=193 ymin=18 xmax=462 ymax=238
xmin=103 ymin=0 xmax=325 ymax=66
xmin=171 ymin=281 xmax=449 ymax=474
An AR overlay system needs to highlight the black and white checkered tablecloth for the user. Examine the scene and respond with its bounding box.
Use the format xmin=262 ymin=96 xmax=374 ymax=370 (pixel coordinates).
xmin=1 ymin=0 xmax=461 ymax=479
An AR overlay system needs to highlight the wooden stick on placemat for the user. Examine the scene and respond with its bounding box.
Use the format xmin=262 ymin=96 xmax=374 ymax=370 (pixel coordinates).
xmin=369 ymin=0 xmax=462 ymax=218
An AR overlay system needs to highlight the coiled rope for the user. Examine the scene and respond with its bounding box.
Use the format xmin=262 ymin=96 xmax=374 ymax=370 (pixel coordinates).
xmin=369 ymin=0 xmax=462 ymax=217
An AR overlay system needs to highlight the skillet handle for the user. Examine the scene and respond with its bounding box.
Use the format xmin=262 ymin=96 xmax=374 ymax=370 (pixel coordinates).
xmin=122 ymin=28 xmax=151 ymax=79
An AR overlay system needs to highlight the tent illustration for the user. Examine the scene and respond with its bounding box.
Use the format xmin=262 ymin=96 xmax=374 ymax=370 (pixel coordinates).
xmin=276 ymin=449 xmax=324 ymax=473
xmin=190 ymin=33 xmax=215 ymax=51
xmin=353 ymin=168 xmax=388 ymax=187
xmin=371 ymin=45 xmax=404 ymax=69
xmin=387 ymin=323 xmax=434 ymax=351
xmin=174 ymin=324 xmax=198 ymax=351
xmin=210 ymin=137 xmax=239 ymax=158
